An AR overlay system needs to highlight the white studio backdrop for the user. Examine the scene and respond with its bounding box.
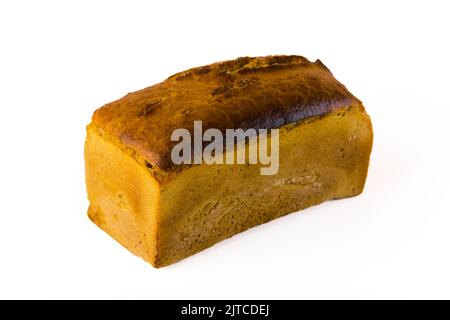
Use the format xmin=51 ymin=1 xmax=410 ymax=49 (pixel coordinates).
xmin=0 ymin=0 xmax=449 ymax=299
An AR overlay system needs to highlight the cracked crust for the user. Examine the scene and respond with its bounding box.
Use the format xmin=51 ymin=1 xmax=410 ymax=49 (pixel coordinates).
xmin=91 ymin=55 xmax=360 ymax=171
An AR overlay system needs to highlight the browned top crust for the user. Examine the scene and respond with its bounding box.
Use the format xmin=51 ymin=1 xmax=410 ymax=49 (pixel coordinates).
xmin=91 ymin=55 xmax=360 ymax=171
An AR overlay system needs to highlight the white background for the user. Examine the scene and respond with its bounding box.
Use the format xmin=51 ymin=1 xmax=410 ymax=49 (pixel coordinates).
xmin=1 ymin=0 xmax=449 ymax=299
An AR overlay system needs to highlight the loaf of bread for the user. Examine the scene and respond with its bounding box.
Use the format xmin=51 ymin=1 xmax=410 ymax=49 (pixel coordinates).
xmin=85 ymin=55 xmax=373 ymax=267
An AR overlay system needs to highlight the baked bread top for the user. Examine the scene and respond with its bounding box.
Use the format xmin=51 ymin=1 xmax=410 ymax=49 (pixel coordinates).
xmin=91 ymin=55 xmax=360 ymax=171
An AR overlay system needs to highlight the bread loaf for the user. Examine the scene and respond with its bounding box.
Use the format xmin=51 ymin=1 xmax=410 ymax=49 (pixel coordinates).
xmin=85 ymin=55 xmax=373 ymax=267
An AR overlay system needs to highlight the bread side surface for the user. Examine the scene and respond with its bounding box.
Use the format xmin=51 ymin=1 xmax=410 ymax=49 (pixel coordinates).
xmin=85 ymin=124 xmax=161 ymax=265
xmin=155 ymin=104 xmax=373 ymax=267
xmin=91 ymin=55 xmax=359 ymax=171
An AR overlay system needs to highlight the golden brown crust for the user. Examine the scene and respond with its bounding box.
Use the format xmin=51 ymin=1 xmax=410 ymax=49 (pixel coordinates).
xmin=91 ymin=55 xmax=359 ymax=171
